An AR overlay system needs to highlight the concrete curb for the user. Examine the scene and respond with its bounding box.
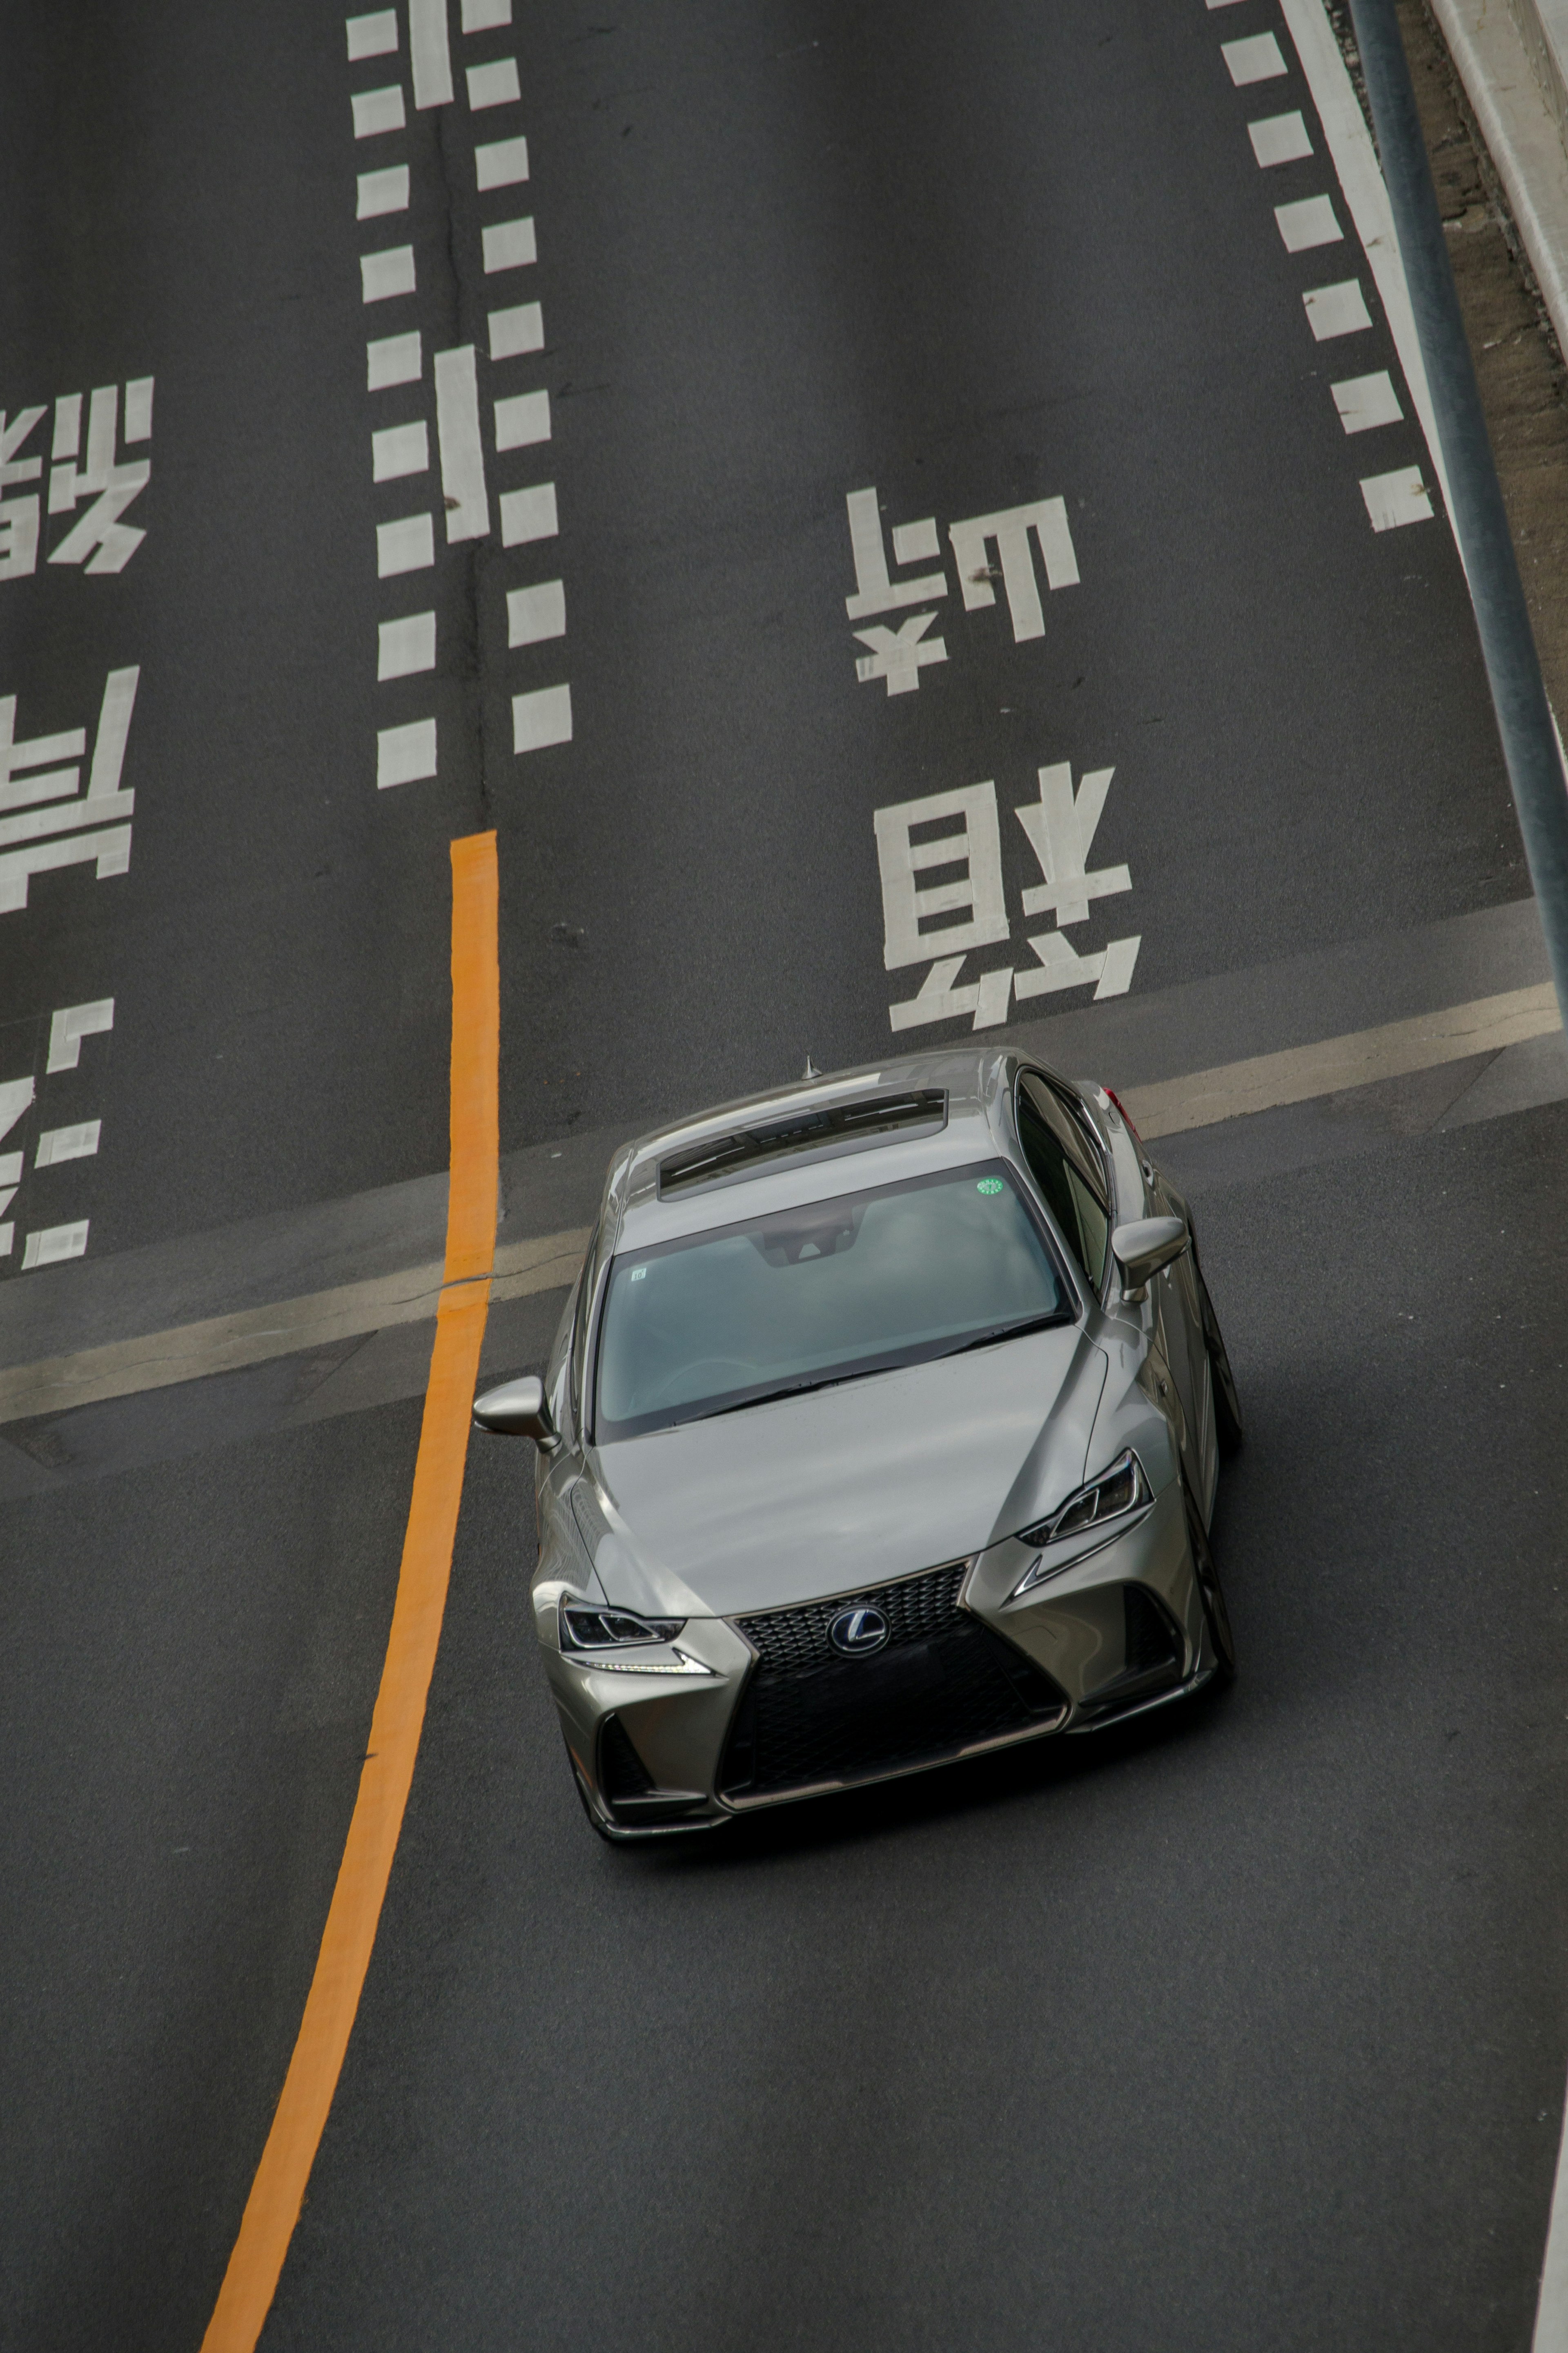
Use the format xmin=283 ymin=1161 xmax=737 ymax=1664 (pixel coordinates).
xmin=1427 ymin=0 xmax=1568 ymax=354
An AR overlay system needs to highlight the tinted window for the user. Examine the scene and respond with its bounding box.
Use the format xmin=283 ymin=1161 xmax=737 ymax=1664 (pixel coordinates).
xmin=1016 ymin=1075 xmax=1110 ymax=1291
xmin=595 ymin=1162 xmax=1071 ymax=1438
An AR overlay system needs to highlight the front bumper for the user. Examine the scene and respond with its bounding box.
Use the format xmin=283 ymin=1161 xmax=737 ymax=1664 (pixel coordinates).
xmin=539 ymin=1479 xmax=1218 ymax=1841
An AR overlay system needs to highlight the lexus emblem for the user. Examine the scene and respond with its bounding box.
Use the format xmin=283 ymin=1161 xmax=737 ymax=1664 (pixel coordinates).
xmin=829 ymin=1604 xmax=890 ymax=1657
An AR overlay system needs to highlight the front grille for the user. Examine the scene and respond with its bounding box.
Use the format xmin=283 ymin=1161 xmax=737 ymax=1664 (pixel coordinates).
xmin=599 ymin=1714 xmax=654 ymax=1802
xmin=719 ymin=1563 xmax=1068 ymax=1803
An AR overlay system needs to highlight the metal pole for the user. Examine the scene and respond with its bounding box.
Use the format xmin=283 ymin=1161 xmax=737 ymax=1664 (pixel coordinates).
xmin=1348 ymin=0 xmax=1568 ymax=1030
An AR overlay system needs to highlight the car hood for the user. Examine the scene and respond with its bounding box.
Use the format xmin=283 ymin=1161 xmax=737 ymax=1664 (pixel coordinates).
xmin=585 ymin=1325 xmax=1108 ymax=1617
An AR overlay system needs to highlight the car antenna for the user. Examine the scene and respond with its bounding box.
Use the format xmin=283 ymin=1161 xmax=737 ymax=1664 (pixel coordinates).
xmin=803 ymin=1054 xmax=820 ymax=1079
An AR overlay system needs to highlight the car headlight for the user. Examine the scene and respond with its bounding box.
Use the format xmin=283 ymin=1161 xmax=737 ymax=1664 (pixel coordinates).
xmin=558 ymin=1601 xmax=713 ymax=1675
xmin=1010 ymin=1450 xmax=1152 ymax=1595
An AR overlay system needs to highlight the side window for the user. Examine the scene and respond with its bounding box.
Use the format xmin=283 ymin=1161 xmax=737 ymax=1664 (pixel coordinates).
xmin=1016 ymin=1075 xmax=1111 ymax=1291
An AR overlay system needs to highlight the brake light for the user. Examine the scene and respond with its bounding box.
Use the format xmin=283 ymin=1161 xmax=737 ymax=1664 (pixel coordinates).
xmin=1104 ymin=1085 xmax=1142 ymax=1144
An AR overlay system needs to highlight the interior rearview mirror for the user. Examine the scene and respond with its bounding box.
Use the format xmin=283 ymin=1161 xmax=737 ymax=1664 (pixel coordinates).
xmin=1111 ymin=1215 xmax=1187 ymax=1303
xmin=472 ymin=1374 xmax=559 ymax=1448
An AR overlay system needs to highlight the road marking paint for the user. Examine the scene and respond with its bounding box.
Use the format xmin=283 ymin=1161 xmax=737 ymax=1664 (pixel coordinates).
xmin=0 ymin=1227 xmax=587 ymax=1426
xmin=351 ymin=85 xmax=406 ymax=138
xmin=409 ymin=0 xmax=454 ymax=107
xmin=1279 ymin=0 xmax=1452 ymax=523
xmin=482 ymin=216 xmax=536 ymax=272
xmin=512 ymin=683 xmax=573 ymax=752
xmin=371 ymin=420 xmax=429 ymax=482
xmin=360 ymin=246 xmax=416 ymax=303
xmin=433 ymin=347 xmax=490 ymax=541
xmin=198 ymin=834 xmax=498 ymax=2353
xmin=1332 ymin=369 xmax=1403 ymax=432
xmin=21 ymin=1221 xmax=88 ymax=1271
xmin=949 ymin=499 xmax=1078 ymax=639
xmin=0 ymin=666 xmax=139 ymax=912
xmin=356 ymin=165 xmax=410 ymax=220
xmin=376 ymin=514 xmax=435 ymax=577
xmin=1303 ymin=277 xmax=1372 ymax=337
xmin=346 ymin=9 xmax=397 ymax=60
xmin=378 ymin=613 xmax=437 ymax=679
xmin=1207 ymin=0 xmax=1250 ymax=9
xmin=1360 ymin=464 xmax=1434 ymax=529
xmin=1249 ymin=109 xmax=1313 ymax=164
xmin=124 ymin=378 xmax=154 ymax=442
xmin=366 ymin=330 xmax=422 ymax=389
xmin=892 ymin=517 xmax=940 ymax=564
xmin=462 ymin=0 xmax=512 ymax=26
xmin=46 ymin=999 xmax=113 ymax=1073
xmin=466 ymin=58 xmax=520 ymax=109
xmin=489 ymin=301 xmax=543 ymax=361
xmin=499 ymin=481 xmax=558 ymax=545
xmin=1275 ymin=192 xmax=1342 ymax=249
xmin=34 ymin=1121 xmax=100 ymax=1168
xmin=1223 ymin=32 xmax=1288 ymax=82
xmin=507 ymin=580 xmax=565 ymax=645
xmin=475 ymin=134 xmax=530 ymax=190
xmin=854 ymin=613 xmax=947 ymax=695
xmin=376 ymin=717 xmax=437 ymax=787
xmin=844 ymin=486 xmax=947 ymax=617
xmin=494 ymin=389 xmax=550 ymax=450
xmin=1123 ymin=981 xmax=1557 ymax=1138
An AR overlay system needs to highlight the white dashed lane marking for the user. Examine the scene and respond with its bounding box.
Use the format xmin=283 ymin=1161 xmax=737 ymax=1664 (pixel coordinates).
xmin=482 ymin=216 xmax=535 ymax=272
xmin=371 ymin=421 xmax=428 ymax=480
xmin=1332 ymin=370 xmax=1404 ymax=433
xmin=378 ymin=613 xmax=437 ymax=680
xmin=512 ymin=682 xmax=572 ymax=752
xmin=462 ymin=0 xmax=513 ymax=25
xmin=35 ymin=1122 xmax=100 ymax=1169
xmin=1223 ymin=32 xmax=1288 ymax=82
xmin=466 ymin=58 xmax=520 ymax=109
xmin=376 ymin=514 xmax=434 ymax=577
xmin=488 ymin=301 xmax=543 ymax=360
xmin=351 ymin=85 xmax=405 ymax=138
xmin=1248 ymin=109 xmax=1313 ymax=166
xmin=1274 ymin=192 xmax=1341 ymax=250
xmin=475 ymin=135 xmax=529 ymax=190
xmin=356 ymin=164 xmax=409 ymax=219
xmin=1303 ymin=279 xmax=1372 ymax=339
xmin=360 ymin=246 xmax=416 ymax=303
xmin=367 ymin=329 xmax=421 ymax=388
xmin=507 ymin=580 xmax=565 ymax=645
xmin=499 ymin=481 xmax=558 ymax=546
xmin=346 ymin=10 xmax=398 ymax=60
xmin=1361 ymin=466 xmax=1434 ymax=531
xmin=494 ymin=389 xmax=550 ymax=450
xmin=377 ymin=716 xmax=437 ymax=788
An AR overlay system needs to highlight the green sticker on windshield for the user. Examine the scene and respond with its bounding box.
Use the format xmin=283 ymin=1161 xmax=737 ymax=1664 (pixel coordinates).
xmin=976 ymin=1177 xmax=1004 ymax=1195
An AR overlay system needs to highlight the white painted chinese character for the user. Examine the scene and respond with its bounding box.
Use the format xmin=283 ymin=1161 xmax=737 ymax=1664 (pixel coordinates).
xmin=0 ymin=408 xmax=46 ymax=580
xmin=853 ymin=612 xmax=948 ymax=697
xmin=0 ymin=668 xmax=139 ymax=912
xmin=844 ymin=488 xmax=947 ymax=619
xmin=874 ymin=781 xmax=1014 ymax=1031
xmin=47 ymin=380 xmax=154 ymax=574
xmin=1013 ymin=762 xmax=1131 ymax=925
xmin=948 ymin=497 xmax=1078 ymax=641
xmin=1013 ymin=929 xmax=1140 ymax=1002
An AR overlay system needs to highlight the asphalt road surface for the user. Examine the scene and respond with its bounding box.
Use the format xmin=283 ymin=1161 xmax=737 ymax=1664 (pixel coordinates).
xmin=3 ymin=0 xmax=1567 ymax=2347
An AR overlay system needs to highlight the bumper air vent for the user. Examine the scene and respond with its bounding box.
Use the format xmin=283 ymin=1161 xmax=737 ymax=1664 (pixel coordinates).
xmin=719 ymin=1562 xmax=1068 ymax=1804
xmin=1076 ymin=1585 xmax=1185 ymax=1724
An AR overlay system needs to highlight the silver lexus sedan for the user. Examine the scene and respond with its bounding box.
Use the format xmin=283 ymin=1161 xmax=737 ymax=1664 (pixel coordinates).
xmin=474 ymin=1050 xmax=1242 ymax=1841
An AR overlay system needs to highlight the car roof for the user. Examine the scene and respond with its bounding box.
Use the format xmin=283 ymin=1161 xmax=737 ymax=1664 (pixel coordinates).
xmin=601 ymin=1047 xmax=1025 ymax=1253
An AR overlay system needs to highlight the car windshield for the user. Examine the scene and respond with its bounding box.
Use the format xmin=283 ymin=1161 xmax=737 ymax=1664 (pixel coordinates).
xmin=594 ymin=1160 xmax=1072 ymax=1438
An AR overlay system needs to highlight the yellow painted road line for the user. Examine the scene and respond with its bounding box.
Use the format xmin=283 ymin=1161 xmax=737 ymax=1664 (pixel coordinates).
xmin=200 ymin=832 xmax=499 ymax=2353
xmin=0 ymin=1225 xmax=590 ymax=1429
xmin=1120 ymin=981 xmax=1561 ymax=1140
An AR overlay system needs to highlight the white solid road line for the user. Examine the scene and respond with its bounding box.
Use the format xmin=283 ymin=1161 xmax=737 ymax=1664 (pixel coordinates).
xmin=0 ymin=1228 xmax=592 ymax=1426
xmin=433 ymin=346 xmax=490 ymax=541
xmin=1122 ymin=981 xmax=1559 ymax=1138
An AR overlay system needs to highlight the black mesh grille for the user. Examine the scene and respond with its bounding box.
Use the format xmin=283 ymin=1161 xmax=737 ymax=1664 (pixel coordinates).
xmin=719 ymin=1563 xmax=1068 ymax=1802
xmin=599 ymin=1715 xmax=654 ymax=1802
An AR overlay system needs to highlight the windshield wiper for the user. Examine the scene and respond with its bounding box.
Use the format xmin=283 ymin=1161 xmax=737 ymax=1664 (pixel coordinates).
xmin=703 ymin=1372 xmax=854 ymax=1419
xmin=938 ymin=1311 xmax=1072 ymax=1358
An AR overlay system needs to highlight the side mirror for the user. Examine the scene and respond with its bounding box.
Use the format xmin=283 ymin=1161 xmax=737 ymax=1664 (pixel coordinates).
xmin=472 ymin=1374 xmax=560 ymax=1449
xmin=1111 ymin=1215 xmax=1187 ymax=1303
